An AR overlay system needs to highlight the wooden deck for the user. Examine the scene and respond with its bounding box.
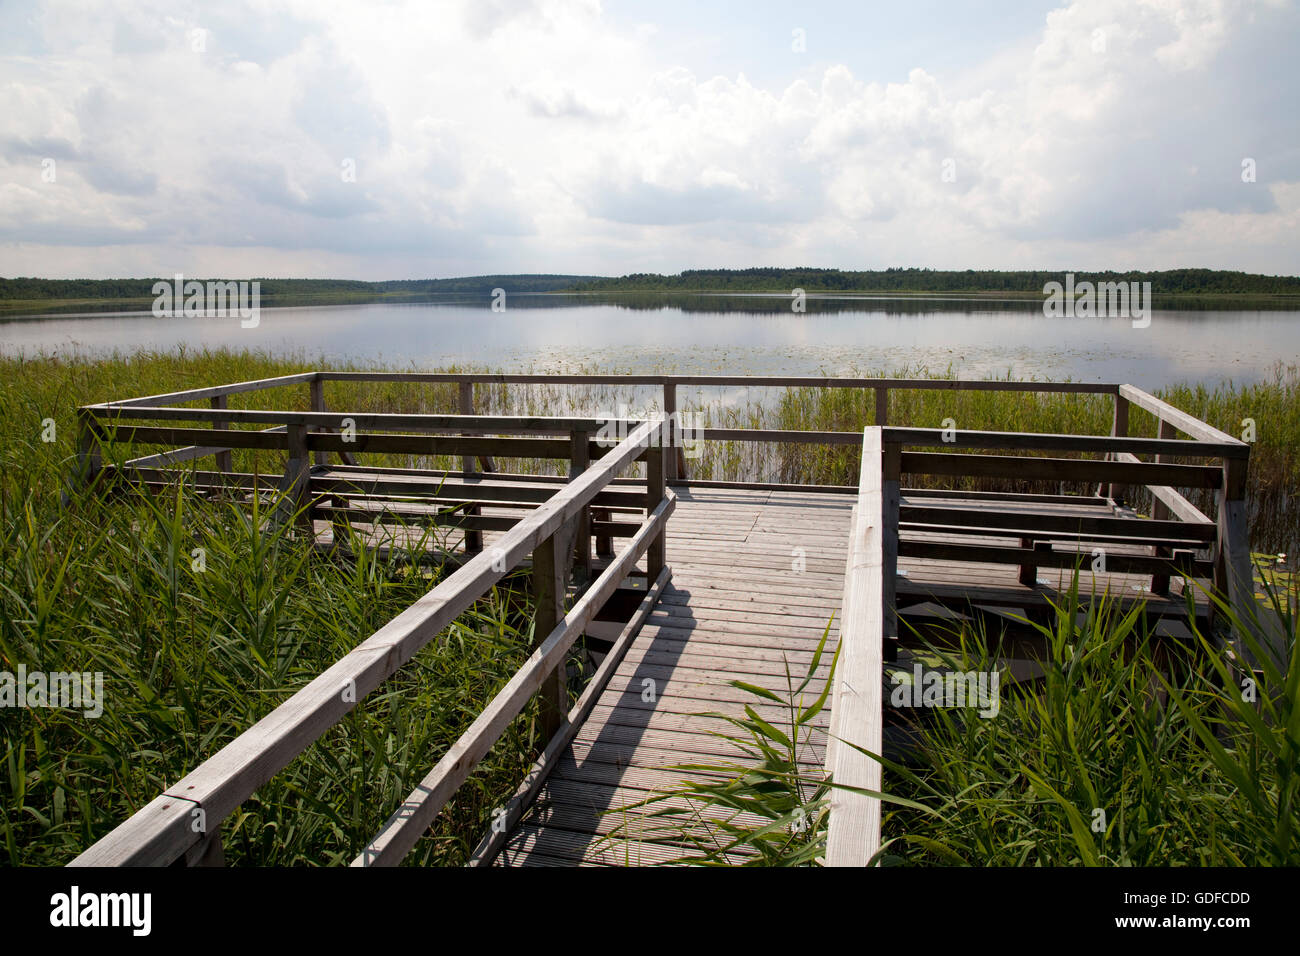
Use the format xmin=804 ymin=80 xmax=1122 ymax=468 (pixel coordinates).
xmin=496 ymin=487 xmax=848 ymax=865
xmin=71 ymin=372 xmax=1252 ymax=869
xmin=492 ymin=483 xmax=1208 ymax=866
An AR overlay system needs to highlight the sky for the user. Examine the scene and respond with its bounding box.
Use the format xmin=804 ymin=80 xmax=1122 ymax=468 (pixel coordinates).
xmin=0 ymin=0 xmax=1297 ymax=280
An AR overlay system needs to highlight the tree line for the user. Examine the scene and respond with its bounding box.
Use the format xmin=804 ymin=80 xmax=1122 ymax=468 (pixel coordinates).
xmin=0 ymin=274 xmax=597 ymax=300
xmin=565 ymin=267 xmax=1300 ymax=295
xmin=4 ymin=267 xmax=1298 ymax=301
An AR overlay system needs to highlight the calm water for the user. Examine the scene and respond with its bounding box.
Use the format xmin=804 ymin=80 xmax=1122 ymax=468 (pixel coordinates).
xmin=5 ymin=292 xmax=1298 ymax=552
xmin=2 ymin=294 xmax=1298 ymax=389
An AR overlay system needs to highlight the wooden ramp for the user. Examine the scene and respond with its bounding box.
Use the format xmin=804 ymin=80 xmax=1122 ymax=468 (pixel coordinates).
xmin=495 ymin=487 xmax=850 ymax=866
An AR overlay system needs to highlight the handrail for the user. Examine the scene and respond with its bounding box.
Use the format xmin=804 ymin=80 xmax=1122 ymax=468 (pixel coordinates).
xmin=95 ymin=372 xmax=318 ymax=408
xmin=70 ymin=418 xmax=667 ymax=867
xmin=1118 ymin=384 xmax=1245 ymax=446
xmin=354 ymin=491 xmax=676 ymax=865
xmin=92 ymin=415 xmax=1241 ymax=456
xmin=84 ymin=405 xmax=637 ymax=433
xmin=315 ymin=371 xmax=1119 ymax=394
xmin=825 ymin=426 xmax=888 ymax=866
xmin=698 ymin=425 xmax=1244 ymax=459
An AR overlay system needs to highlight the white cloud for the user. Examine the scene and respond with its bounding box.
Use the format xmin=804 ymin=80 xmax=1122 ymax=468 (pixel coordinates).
xmin=0 ymin=0 xmax=1295 ymax=277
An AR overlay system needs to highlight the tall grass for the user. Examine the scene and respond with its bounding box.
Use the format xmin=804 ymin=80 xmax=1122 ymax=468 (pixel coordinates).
xmin=2 ymin=470 xmax=560 ymax=866
xmin=0 ymin=353 xmax=591 ymax=866
xmin=876 ymin=582 xmax=1299 ymax=865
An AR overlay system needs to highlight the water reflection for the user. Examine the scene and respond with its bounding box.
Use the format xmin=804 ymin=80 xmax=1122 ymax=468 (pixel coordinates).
xmin=2 ymin=294 xmax=1298 ymax=390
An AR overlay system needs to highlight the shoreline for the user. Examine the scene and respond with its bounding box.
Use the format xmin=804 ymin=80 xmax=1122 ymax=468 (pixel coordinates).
xmin=4 ymin=288 xmax=1300 ymax=320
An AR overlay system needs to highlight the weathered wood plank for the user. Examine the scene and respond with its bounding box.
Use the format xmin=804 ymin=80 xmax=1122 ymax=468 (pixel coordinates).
xmin=88 ymin=372 xmax=317 ymax=409
xmin=1114 ymin=452 xmax=1214 ymax=524
xmin=87 ymin=405 xmax=632 ymax=433
xmin=210 ymin=394 xmax=233 ymax=473
xmin=826 ymin=427 xmax=885 ymax=866
xmin=899 ymin=504 xmax=1216 ymax=543
xmin=901 ymin=451 xmax=1222 ymax=488
xmin=897 ymin=539 xmax=1208 ymax=576
xmin=886 ymin=426 xmax=1245 ymax=459
xmin=316 ymin=371 xmax=1117 ymax=393
xmin=1119 ymin=384 xmax=1245 ymax=446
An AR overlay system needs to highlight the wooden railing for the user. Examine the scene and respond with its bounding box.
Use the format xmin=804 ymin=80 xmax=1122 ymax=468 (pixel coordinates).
xmin=820 ymin=401 xmax=1250 ymax=865
xmin=825 ymin=427 xmax=888 ymax=867
xmin=70 ymin=396 xmax=674 ymax=866
xmin=68 ymin=371 xmax=1252 ymax=867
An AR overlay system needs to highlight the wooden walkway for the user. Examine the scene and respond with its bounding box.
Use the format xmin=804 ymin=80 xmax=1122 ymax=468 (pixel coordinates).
xmin=497 ymin=487 xmax=849 ymax=865
xmin=72 ymin=372 xmax=1249 ymax=869
xmin=495 ymin=484 xmax=1210 ymax=865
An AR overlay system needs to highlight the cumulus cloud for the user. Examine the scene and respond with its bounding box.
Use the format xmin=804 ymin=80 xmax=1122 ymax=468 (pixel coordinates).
xmin=0 ymin=0 xmax=1295 ymax=277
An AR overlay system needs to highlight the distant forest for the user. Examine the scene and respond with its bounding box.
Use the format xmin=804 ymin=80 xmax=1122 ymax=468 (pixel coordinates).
xmin=567 ymin=267 xmax=1300 ymax=295
xmin=3 ymin=268 xmax=1298 ymax=301
xmin=0 ymin=274 xmax=595 ymax=301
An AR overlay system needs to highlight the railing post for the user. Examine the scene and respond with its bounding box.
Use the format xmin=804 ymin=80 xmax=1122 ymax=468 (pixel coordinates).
xmin=594 ymin=507 xmax=613 ymax=558
xmin=309 ymin=377 xmax=328 ymax=467
xmin=459 ymin=381 xmax=484 ymax=554
xmin=458 ymin=381 xmax=475 ymax=477
xmin=1018 ymin=537 xmax=1036 ymax=586
xmin=1150 ymin=545 xmax=1172 ymax=595
xmin=1106 ymin=392 xmax=1130 ymax=501
xmin=310 ymin=374 xmax=358 ymax=468
xmin=74 ymin=408 xmax=102 ymax=492
xmin=571 ymin=430 xmax=591 ymax=579
xmin=1018 ymin=538 xmax=1051 ymax=587
xmin=1213 ymin=456 xmax=1255 ymax=653
xmin=1149 ymin=417 xmax=1177 ymax=592
xmin=875 ymin=387 xmax=888 ymax=427
xmin=664 ymin=381 xmax=687 ymax=481
xmin=1150 ymin=419 xmax=1176 ymax=519
xmin=459 ymin=379 xmax=495 ymax=474
xmin=211 ymin=395 xmax=233 ymax=474
xmin=531 ymin=531 xmax=569 ymax=741
xmin=881 ymin=437 xmax=900 ymax=654
xmin=646 ymin=440 xmax=666 ymax=583
xmin=278 ymin=423 xmax=313 ymax=534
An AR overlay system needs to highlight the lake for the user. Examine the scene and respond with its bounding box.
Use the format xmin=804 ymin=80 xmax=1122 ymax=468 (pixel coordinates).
xmin=2 ymin=293 xmax=1298 ymax=389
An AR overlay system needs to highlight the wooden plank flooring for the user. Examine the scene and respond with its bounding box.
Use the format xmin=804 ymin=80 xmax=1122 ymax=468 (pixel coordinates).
xmin=494 ymin=487 xmax=847 ymax=866
xmin=493 ymin=484 xmax=1210 ymax=867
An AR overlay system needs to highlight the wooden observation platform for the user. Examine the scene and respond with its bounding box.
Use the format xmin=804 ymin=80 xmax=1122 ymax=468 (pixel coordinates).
xmin=64 ymin=373 xmax=1254 ymax=867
